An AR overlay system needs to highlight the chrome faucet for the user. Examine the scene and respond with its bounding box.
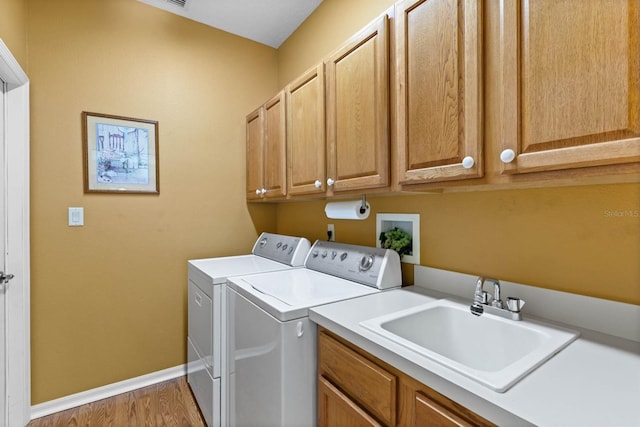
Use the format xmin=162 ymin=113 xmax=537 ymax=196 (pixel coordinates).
xmin=470 ymin=276 xmax=525 ymax=320
xmin=486 ymin=277 xmax=503 ymax=309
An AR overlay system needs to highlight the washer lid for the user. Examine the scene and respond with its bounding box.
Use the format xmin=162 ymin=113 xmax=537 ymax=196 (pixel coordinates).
xmin=189 ymin=255 xmax=295 ymax=285
xmin=243 ymin=268 xmax=379 ymax=307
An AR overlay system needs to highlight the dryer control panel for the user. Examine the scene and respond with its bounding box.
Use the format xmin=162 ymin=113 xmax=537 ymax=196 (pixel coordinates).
xmin=252 ymin=232 xmax=311 ymax=266
xmin=305 ymin=241 xmax=402 ymax=289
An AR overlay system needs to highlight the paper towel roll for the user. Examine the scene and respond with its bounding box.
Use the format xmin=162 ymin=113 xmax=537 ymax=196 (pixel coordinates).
xmin=324 ymin=200 xmax=370 ymax=220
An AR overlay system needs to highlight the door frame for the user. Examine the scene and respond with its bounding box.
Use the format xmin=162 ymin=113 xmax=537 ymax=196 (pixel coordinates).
xmin=0 ymin=39 xmax=30 ymax=426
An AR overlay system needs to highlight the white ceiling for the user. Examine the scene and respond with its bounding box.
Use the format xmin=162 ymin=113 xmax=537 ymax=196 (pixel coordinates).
xmin=137 ymin=0 xmax=324 ymax=48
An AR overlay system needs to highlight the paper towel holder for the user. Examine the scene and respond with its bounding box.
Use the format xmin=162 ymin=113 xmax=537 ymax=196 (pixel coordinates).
xmin=359 ymin=195 xmax=368 ymax=215
xmin=324 ymin=195 xmax=371 ymax=220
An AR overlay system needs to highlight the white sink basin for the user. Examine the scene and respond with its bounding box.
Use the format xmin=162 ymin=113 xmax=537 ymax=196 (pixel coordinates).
xmin=360 ymin=298 xmax=579 ymax=392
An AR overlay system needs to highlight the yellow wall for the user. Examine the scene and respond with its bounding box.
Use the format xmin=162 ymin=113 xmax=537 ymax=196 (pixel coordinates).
xmin=275 ymin=0 xmax=640 ymax=305
xmin=277 ymin=0 xmax=394 ymax=87
xmin=26 ymin=0 xmax=277 ymax=403
xmin=0 ymin=0 xmax=27 ymax=68
xmin=277 ymin=185 xmax=640 ymax=304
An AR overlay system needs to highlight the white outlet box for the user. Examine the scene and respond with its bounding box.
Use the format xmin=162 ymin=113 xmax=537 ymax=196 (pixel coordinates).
xmin=327 ymin=223 xmax=335 ymax=241
xmin=376 ymin=213 xmax=420 ymax=264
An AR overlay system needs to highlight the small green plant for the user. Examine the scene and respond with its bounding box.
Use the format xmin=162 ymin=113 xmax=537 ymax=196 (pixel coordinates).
xmin=379 ymin=227 xmax=412 ymax=257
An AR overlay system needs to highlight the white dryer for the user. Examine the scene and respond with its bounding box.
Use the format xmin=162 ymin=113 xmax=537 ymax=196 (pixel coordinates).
xmin=187 ymin=232 xmax=310 ymax=427
xmin=226 ymin=240 xmax=402 ymax=427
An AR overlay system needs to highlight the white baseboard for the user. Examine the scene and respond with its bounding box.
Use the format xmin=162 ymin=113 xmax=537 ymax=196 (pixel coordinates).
xmin=30 ymin=364 xmax=187 ymax=421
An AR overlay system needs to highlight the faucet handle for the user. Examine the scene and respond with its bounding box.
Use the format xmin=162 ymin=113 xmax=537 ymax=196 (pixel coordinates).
xmin=506 ymin=297 xmax=525 ymax=313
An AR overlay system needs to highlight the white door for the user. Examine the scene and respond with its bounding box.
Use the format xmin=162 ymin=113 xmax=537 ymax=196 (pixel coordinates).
xmin=0 ymin=39 xmax=31 ymax=426
xmin=0 ymin=75 xmax=6 ymax=425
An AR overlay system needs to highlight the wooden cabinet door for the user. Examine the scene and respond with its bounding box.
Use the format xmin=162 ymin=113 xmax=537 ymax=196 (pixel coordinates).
xmin=394 ymin=0 xmax=483 ymax=185
xmin=263 ymin=91 xmax=287 ymax=199
xmin=318 ymin=376 xmax=384 ymax=427
xmin=246 ymin=107 xmax=264 ymax=200
xmin=413 ymin=392 xmax=473 ymax=427
xmin=398 ymin=378 xmax=495 ymax=427
xmin=286 ymin=64 xmax=326 ymax=196
xmin=319 ymin=331 xmax=396 ymax=426
xmin=325 ymin=14 xmax=390 ymax=193
xmin=499 ymin=0 xmax=640 ymax=174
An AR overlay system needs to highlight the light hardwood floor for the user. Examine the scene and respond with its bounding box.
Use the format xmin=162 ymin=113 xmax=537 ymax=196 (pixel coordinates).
xmin=28 ymin=377 xmax=206 ymax=427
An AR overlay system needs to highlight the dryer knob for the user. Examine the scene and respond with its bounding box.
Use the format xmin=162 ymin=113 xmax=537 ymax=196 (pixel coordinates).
xmin=359 ymin=255 xmax=374 ymax=272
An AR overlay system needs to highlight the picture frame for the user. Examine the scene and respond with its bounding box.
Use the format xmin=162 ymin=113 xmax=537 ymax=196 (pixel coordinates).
xmin=82 ymin=111 xmax=159 ymax=194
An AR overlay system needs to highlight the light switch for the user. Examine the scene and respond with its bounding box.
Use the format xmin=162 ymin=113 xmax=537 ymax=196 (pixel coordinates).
xmin=68 ymin=207 xmax=84 ymax=226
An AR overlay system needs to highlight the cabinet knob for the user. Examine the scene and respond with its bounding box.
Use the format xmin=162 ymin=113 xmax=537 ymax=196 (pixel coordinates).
xmin=314 ymin=180 xmax=322 ymax=188
xmin=261 ymin=188 xmax=267 ymax=195
xmin=461 ymin=156 xmax=475 ymax=169
xmin=255 ymin=189 xmax=261 ymax=195
xmin=327 ymin=178 xmax=335 ymax=186
xmin=500 ymin=149 xmax=516 ymax=163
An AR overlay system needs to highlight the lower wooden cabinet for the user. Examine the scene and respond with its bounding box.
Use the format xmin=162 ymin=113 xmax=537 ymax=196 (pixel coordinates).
xmin=400 ymin=377 xmax=493 ymax=427
xmin=318 ymin=376 xmax=384 ymax=427
xmin=414 ymin=391 xmax=473 ymax=427
xmin=318 ymin=328 xmax=397 ymax=425
xmin=318 ymin=328 xmax=495 ymax=427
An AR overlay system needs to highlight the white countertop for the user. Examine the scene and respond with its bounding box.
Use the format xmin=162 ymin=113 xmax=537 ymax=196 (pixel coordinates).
xmin=309 ymin=285 xmax=640 ymax=426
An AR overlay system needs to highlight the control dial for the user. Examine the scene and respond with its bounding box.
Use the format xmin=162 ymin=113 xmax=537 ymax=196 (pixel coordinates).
xmin=359 ymin=255 xmax=374 ymax=272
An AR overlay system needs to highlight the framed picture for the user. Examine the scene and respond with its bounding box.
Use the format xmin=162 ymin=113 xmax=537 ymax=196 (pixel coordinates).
xmin=82 ymin=111 xmax=159 ymax=194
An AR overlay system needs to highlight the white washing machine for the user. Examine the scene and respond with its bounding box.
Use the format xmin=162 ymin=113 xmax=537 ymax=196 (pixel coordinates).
xmin=187 ymin=232 xmax=311 ymax=427
xmin=225 ymin=240 xmax=402 ymax=427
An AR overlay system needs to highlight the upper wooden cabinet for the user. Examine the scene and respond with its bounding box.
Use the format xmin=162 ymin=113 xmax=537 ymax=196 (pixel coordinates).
xmin=394 ymin=0 xmax=483 ymax=185
xmin=286 ymin=64 xmax=327 ymax=196
xmin=498 ymin=0 xmax=640 ymax=174
xmin=246 ymin=107 xmax=264 ymax=200
xmin=325 ymin=14 xmax=390 ymax=193
xmin=263 ymin=92 xmax=287 ymax=199
xmin=246 ymin=91 xmax=287 ymax=200
xmin=247 ymin=0 xmax=638 ymax=201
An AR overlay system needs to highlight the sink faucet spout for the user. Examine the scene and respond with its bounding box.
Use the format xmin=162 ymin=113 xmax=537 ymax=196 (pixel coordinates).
xmin=485 ymin=278 xmax=503 ymax=309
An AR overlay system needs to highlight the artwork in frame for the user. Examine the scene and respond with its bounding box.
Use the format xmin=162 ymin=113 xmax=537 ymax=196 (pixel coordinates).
xmin=82 ymin=111 xmax=159 ymax=194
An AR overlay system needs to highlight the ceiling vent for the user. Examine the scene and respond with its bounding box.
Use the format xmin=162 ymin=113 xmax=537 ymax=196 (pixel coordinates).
xmin=166 ymin=0 xmax=187 ymax=8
